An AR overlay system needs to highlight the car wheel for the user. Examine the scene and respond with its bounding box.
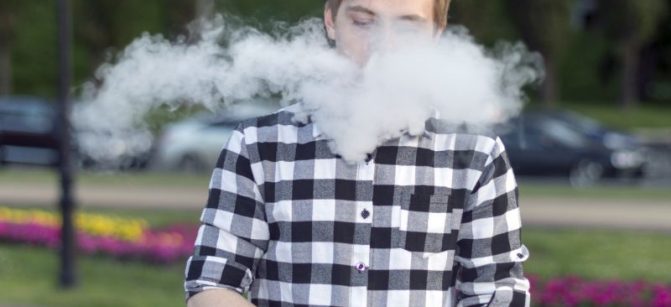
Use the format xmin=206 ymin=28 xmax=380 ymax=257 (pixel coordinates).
xmin=178 ymin=154 xmax=207 ymax=173
xmin=569 ymin=160 xmax=604 ymax=187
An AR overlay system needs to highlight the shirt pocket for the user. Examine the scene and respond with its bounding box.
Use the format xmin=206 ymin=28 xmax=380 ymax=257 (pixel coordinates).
xmin=398 ymin=191 xmax=458 ymax=254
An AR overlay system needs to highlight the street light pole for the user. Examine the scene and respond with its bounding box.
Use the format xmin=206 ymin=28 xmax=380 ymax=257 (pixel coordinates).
xmin=56 ymin=0 xmax=77 ymax=289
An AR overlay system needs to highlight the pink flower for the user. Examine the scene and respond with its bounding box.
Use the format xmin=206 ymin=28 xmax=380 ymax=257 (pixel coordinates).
xmin=0 ymin=220 xmax=198 ymax=264
xmin=529 ymin=275 xmax=671 ymax=306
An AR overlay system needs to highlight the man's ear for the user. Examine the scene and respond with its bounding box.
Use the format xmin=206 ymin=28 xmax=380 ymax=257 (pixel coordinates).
xmin=324 ymin=2 xmax=337 ymax=42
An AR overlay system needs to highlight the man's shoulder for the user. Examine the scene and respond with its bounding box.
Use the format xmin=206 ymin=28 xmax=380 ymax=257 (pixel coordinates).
xmin=236 ymin=103 xmax=309 ymax=144
xmin=427 ymin=119 xmax=502 ymax=154
xmin=238 ymin=104 xmax=298 ymax=128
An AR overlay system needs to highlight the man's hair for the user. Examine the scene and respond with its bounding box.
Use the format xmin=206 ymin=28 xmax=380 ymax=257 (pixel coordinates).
xmin=326 ymin=0 xmax=451 ymax=30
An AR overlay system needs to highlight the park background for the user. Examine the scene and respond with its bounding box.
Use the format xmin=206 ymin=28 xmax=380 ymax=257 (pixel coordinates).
xmin=1 ymin=0 xmax=671 ymax=306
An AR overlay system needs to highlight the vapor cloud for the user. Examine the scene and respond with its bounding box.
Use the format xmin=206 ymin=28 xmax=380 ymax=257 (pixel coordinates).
xmin=74 ymin=15 xmax=542 ymax=164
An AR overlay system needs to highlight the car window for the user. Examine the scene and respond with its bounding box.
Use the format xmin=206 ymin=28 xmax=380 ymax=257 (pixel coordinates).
xmin=0 ymin=104 xmax=54 ymax=132
xmin=540 ymin=119 xmax=590 ymax=148
xmin=559 ymin=112 xmax=602 ymax=133
xmin=520 ymin=127 xmax=550 ymax=150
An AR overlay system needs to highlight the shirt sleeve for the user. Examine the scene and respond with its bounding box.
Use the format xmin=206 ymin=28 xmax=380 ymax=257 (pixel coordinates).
xmin=184 ymin=124 xmax=269 ymax=301
xmin=454 ymin=136 xmax=531 ymax=307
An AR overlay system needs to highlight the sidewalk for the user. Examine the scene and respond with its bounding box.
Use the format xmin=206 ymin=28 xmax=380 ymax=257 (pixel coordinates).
xmin=520 ymin=197 xmax=671 ymax=232
xmin=0 ymin=182 xmax=207 ymax=210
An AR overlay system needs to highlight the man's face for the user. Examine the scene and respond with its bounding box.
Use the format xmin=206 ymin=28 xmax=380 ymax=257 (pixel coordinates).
xmin=324 ymin=0 xmax=437 ymax=66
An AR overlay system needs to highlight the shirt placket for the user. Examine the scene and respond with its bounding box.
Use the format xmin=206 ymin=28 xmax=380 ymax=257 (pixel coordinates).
xmin=349 ymin=158 xmax=375 ymax=307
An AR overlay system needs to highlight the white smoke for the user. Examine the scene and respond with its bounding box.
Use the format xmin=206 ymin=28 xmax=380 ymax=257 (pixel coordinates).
xmin=74 ymin=15 xmax=542 ymax=164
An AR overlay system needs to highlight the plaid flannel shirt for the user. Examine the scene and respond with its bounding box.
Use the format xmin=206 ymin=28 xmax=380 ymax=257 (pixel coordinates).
xmin=184 ymin=104 xmax=530 ymax=306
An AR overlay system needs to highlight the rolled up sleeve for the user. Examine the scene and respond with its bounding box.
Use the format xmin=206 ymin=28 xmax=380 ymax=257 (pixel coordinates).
xmin=184 ymin=125 xmax=269 ymax=301
xmin=455 ymin=137 xmax=531 ymax=307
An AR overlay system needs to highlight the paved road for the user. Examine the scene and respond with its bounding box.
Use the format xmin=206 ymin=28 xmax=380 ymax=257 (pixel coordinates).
xmin=1 ymin=181 xmax=670 ymax=232
xmin=519 ymin=197 xmax=671 ymax=232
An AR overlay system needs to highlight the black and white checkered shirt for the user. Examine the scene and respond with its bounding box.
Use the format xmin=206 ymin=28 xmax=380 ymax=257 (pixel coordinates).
xmin=184 ymin=104 xmax=530 ymax=306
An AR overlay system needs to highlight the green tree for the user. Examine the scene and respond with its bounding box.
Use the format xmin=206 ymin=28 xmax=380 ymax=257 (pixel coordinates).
xmin=73 ymin=0 xmax=122 ymax=72
xmin=597 ymin=0 xmax=668 ymax=110
xmin=166 ymin=0 xmax=197 ymax=34
xmin=449 ymin=0 xmax=517 ymax=45
xmin=11 ymin=2 xmax=57 ymax=97
xmin=216 ymin=0 xmax=321 ymax=28
xmin=503 ymin=0 xmax=572 ymax=108
xmin=0 ymin=0 xmax=18 ymax=95
xmin=71 ymin=0 xmax=186 ymax=89
xmin=73 ymin=0 xmax=166 ymax=71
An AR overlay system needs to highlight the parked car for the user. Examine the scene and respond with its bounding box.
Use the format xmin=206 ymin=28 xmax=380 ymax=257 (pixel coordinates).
xmin=497 ymin=111 xmax=646 ymax=186
xmin=0 ymin=96 xmax=155 ymax=170
xmin=0 ymin=96 xmax=60 ymax=167
xmin=153 ymin=103 xmax=278 ymax=172
xmin=543 ymin=110 xmax=643 ymax=151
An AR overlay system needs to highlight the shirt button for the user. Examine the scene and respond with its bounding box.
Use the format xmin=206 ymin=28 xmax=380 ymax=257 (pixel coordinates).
xmin=360 ymin=209 xmax=370 ymax=219
xmin=355 ymin=262 xmax=368 ymax=273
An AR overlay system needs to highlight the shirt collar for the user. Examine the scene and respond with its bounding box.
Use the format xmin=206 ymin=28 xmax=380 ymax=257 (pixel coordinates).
xmin=300 ymin=105 xmax=438 ymax=142
xmin=310 ymin=119 xmax=433 ymax=142
xmin=311 ymin=120 xmax=327 ymax=141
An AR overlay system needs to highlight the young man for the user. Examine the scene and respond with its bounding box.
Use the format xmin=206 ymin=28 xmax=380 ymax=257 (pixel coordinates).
xmin=185 ymin=0 xmax=530 ymax=306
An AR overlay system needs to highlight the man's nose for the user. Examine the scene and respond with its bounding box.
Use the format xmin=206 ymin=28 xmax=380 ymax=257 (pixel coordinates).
xmin=373 ymin=25 xmax=398 ymax=51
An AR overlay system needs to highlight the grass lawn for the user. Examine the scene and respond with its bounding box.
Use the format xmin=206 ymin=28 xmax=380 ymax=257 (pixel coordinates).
xmin=0 ymin=245 xmax=186 ymax=307
xmin=562 ymin=103 xmax=671 ymax=130
xmin=519 ymin=183 xmax=671 ymax=200
xmin=1 ymin=205 xmax=671 ymax=307
xmin=523 ymin=228 xmax=671 ymax=282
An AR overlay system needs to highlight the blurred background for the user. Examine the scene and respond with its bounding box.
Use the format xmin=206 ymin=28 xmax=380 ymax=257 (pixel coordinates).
xmin=1 ymin=0 xmax=670 ymax=306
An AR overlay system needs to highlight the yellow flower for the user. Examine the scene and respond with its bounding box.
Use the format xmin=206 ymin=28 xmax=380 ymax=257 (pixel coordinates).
xmin=0 ymin=207 xmax=149 ymax=242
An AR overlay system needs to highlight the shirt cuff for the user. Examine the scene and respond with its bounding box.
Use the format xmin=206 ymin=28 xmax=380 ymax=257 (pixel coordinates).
xmin=184 ymin=255 xmax=254 ymax=301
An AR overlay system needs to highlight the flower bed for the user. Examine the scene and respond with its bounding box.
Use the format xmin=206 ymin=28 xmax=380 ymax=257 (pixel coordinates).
xmin=2 ymin=207 xmax=671 ymax=305
xmin=0 ymin=207 xmax=147 ymax=241
xmin=530 ymin=275 xmax=671 ymax=306
xmin=0 ymin=207 xmax=197 ymax=263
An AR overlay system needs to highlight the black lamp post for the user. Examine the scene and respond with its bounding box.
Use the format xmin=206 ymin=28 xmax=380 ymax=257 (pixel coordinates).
xmin=56 ymin=0 xmax=77 ymax=289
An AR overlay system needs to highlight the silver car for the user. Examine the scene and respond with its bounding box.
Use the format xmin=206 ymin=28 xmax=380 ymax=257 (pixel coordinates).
xmin=153 ymin=103 xmax=278 ymax=172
